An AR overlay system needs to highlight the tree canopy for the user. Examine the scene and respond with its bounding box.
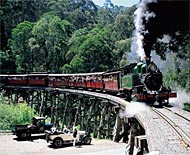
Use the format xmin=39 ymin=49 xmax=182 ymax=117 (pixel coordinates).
xmin=0 ymin=0 xmax=189 ymax=92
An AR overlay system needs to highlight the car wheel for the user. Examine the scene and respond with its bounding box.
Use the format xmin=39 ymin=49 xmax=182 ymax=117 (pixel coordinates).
xmin=83 ymin=137 xmax=91 ymax=145
xmin=53 ymin=138 xmax=63 ymax=148
xmin=19 ymin=132 xmax=27 ymax=139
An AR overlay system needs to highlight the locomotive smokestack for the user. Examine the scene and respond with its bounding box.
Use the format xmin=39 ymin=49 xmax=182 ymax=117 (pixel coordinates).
xmin=145 ymin=56 xmax=151 ymax=72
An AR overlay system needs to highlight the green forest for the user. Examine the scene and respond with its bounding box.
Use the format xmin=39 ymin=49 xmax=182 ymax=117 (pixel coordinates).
xmin=0 ymin=0 xmax=190 ymax=92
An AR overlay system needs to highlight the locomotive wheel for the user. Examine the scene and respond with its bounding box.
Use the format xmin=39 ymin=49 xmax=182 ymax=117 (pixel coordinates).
xmin=162 ymin=100 xmax=169 ymax=106
xmin=158 ymin=99 xmax=163 ymax=107
xmin=164 ymin=100 xmax=169 ymax=106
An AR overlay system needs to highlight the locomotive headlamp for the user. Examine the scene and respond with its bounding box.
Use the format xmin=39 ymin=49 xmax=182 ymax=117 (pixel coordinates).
xmin=148 ymin=62 xmax=157 ymax=72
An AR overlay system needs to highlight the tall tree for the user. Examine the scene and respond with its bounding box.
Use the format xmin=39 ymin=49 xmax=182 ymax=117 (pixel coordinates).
xmin=29 ymin=13 xmax=74 ymax=72
xmin=1 ymin=0 xmax=51 ymax=51
xmin=8 ymin=21 xmax=34 ymax=72
xmin=113 ymin=38 xmax=132 ymax=67
xmin=112 ymin=6 xmax=135 ymax=40
xmin=62 ymin=25 xmax=114 ymax=73
xmin=65 ymin=27 xmax=89 ymax=63
xmin=97 ymin=7 xmax=116 ymax=26
xmin=0 ymin=0 xmax=52 ymax=73
xmin=50 ymin=0 xmax=98 ymax=29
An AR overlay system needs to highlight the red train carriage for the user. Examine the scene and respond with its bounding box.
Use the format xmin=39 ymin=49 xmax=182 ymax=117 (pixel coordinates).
xmin=48 ymin=72 xmax=104 ymax=90
xmin=27 ymin=73 xmax=48 ymax=86
xmin=85 ymin=72 xmax=104 ymax=90
xmin=103 ymin=71 xmax=120 ymax=92
xmin=8 ymin=75 xmax=27 ymax=85
xmin=69 ymin=73 xmax=87 ymax=88
xmin=48 ymin=74 xmax=69 ymax=87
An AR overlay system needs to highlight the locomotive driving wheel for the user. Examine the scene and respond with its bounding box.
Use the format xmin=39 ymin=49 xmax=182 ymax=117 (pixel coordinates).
xmin=157 ymin=99 xmax=163 ymax=107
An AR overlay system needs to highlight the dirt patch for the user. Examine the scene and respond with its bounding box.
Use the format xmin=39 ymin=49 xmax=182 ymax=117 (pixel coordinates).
xmin=0 ymin=135 xmax=126 ymax=155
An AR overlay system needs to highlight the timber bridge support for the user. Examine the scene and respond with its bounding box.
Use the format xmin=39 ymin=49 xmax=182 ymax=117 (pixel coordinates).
xmin=1 ymin=86 xmax=132 ymax=141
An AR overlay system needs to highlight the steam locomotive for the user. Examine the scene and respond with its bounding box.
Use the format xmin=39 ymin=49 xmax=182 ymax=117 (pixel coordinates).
xmin=121 ymin=57 xmax=177 ymax=106
xmin=0 ymin=57 xmax=176 ymax=106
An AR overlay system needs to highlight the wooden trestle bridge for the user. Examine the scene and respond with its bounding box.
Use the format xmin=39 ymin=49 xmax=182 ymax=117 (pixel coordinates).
xmin=1 ymin=86 xmax=131 ymax=140
xmin=1 ymin=85 xmax=190 ymax=155
xmin=1 ymin=85 xmax=145 ymax=152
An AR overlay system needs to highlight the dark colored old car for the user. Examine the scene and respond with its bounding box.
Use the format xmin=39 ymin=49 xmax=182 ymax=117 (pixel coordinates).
xmin=12 ymin=117 xmax=53 ymax=139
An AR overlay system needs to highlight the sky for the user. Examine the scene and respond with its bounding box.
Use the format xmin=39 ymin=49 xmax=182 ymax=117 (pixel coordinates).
xmin=92 ymin=0 xmax=139 ymax=7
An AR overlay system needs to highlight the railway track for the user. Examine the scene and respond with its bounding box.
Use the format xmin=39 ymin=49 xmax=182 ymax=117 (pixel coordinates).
xmin=151 ymin=106 xmax=190 ymax=149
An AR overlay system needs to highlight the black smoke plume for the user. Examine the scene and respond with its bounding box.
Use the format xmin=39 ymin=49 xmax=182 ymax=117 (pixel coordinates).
xmin=134 ymin=0 xmax=189 ymax=58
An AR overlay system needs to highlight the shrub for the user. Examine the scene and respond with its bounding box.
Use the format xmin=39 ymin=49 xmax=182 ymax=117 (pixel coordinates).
xmin=183 ymin=103 xmax=190 ymax=112
xmin=0 ymin=96 xmax=34 ymax=130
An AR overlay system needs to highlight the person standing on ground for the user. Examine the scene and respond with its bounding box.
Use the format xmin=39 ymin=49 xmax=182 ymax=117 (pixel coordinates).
xmin=73 ymin=127 xmax=78 ymax=147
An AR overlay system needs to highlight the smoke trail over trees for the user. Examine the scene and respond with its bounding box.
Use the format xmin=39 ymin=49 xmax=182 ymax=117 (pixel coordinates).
xmin=132 ymin=0 xmax=189 ymax=58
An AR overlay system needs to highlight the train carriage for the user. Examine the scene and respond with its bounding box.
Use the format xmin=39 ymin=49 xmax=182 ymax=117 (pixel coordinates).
xmin=85 ymin=72 xmax=104 ymax=90
xmin=48 ymin=74 xmax=69 ymax=87
xmin=27 ymin=73 xmax=48 ymax=86
xmin=103 ymin=71 xmax=120 ymax=92
xmin=8 ymin=75 xmax=27 ymax=85
xmin=69 ymin=73 xmax=87 ymax=88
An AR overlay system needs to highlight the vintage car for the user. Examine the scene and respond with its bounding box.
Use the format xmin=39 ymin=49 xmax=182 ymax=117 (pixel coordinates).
xmin=12 ymin=117 xmax=53 ymax=139
xmin=46 ymin=129 xmax=91 ymax=148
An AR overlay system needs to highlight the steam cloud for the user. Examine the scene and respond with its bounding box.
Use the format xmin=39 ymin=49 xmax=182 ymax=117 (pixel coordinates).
xmin=131 ymin=0 xmax=189 ymax=58
xmin=119 ymin=101 xmax=148 ymax=118
xmin=169 ymin=89 xmax=190 ymax=109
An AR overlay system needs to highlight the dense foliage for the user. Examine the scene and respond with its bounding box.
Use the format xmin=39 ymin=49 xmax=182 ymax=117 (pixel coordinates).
xmin=1 ymin=0 xmax=135 ymax=73
xmin=0 ymin=0 xmax=189 ymax=92
xmin=0 ymin=95 xmax=34 ymax=130
xmin=184 ymin=103 xmax=190 ymax=112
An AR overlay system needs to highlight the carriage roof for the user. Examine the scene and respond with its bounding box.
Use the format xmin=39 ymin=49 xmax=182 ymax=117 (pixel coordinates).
xmin=48 ymin=72 xmax=105 ymax=77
